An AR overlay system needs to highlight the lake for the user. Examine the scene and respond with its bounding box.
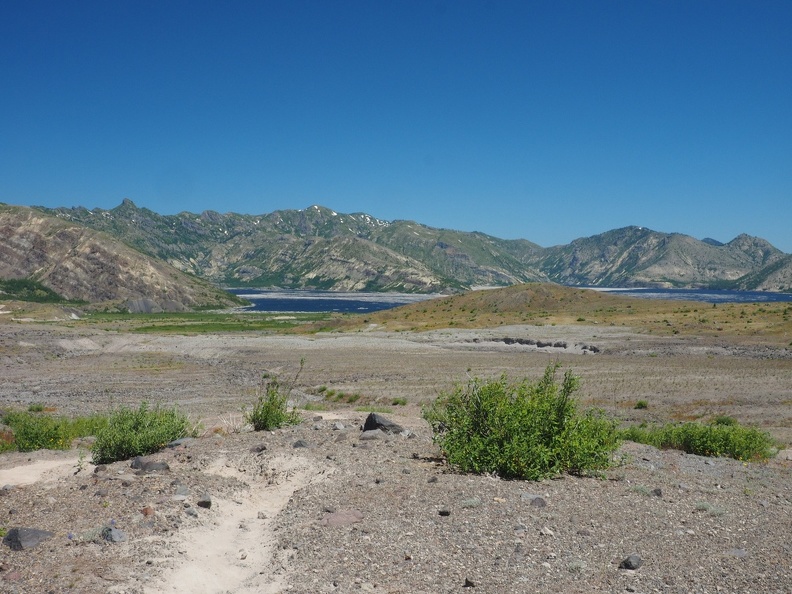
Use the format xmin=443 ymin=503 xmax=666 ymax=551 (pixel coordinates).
xmin=590 ymin=287 xmax=792 ymax=304
xmin=227 ymin=289 xmax=437 ymax=313
xmin=229 ymin=287 xmax=792 ymax=313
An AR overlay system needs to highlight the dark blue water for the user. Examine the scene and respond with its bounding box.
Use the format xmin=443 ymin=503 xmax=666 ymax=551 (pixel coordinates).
xmin=228 ymin=287 xmax=792 ymax=313
xmin=591 ymin=287 xmax=792 ymax=304
xmin=228 ymin=289 xmax=435 ymax=313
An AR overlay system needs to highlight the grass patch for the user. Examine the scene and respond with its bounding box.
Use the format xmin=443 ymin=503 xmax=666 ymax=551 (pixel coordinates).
xmin=391 ymin=397 xmax=408 ymax=406
xmin=634 ymin=400 xmax=649 ymax=410
xmin=423 ymin=364 xmax=620 ymax=480
xmin=620 ymin=420 xmax=776 ymax=461
xmin=91 ymin=403 xmax=194 ymax=464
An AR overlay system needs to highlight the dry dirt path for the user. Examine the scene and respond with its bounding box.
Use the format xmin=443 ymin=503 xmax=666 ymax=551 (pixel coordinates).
xmin=143 ymin=453 xmax=327 ymax=594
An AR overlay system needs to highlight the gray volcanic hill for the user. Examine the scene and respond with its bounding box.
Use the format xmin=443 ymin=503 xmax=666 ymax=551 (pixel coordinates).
xmin=0 ymin=204 xmax=243 ymax=311
xmin=33 ymin=200 xmax=792 ymax=293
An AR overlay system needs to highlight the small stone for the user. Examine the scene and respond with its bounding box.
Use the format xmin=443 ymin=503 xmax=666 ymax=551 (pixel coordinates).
xmin=619 ymin=554 xmax=643 ymax=570
xmin=332 ymin=421 xmax=345 ymax=431
xmin=130 ymin=457 xmax=170 ymax=474
xmin=427 ymin=476 xmax=438 ymax=483
xmin=101 ymin=527 xmax=128 ymax=543
xmin=93 ymin=465 xmax=107 ymax=474
xmin=727 ymin=548 xmax=748 ymax=558
xmin=438 ymin=507 xmax=451 ymax=517
xmin=292 ymin=440 xmax=309 ymax=448
xmin=185 ymin=506 xmax=198 ymax=518
xmin=539 ymin=526 xmax=555 ymax=537
xmin=461 ymin=498 xmax=482 ymax=509
xmin=249 ymin=444 xmax=267 ymax=453
xmin=652 ymin=488 xmax=662 ymax=497
xmin=359 ymin=429 xmax=384 ymax=441
xmin=197 ymin=494 xmax=212 ymax=509
xmin=257 ymin=511 xmax=268 ymax=520
xmin=140 ymin=506 xmax=155 ymax=517
xmin=463 ymin=577 xmax=476 ymax=587
xmin=530 ymin=497 xmax=547 ymax=508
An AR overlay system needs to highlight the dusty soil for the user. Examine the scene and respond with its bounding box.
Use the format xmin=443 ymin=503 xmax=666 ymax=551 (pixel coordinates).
xmin=1 ymin=319 xmax=791 ymax=593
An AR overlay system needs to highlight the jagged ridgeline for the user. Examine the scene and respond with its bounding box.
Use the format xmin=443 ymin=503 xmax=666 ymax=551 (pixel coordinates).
xmin=24 ymin=200 xmax=792 ymax=292
xmin=31 ymin=200 xmax=792 ymax=294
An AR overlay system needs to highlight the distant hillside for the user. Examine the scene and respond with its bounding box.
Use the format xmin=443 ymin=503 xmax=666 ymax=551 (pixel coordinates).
xmin=40 ymin=201 xmax=547 ymax=292
xmin=0 ymin=204 xmax=243 ymax=311
xmin=534 ymin=226 xmax=786 ymax=289
xmin=31 ymin=200 xmax=792 ymax=293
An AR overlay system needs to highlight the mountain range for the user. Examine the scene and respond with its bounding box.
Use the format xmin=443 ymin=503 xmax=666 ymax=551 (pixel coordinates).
xmin=1 ymin=199 xmax=790 ymax=309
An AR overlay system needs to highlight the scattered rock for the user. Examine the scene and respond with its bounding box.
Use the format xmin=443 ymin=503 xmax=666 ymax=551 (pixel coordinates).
xmin=101 ymin=526 xmax=128 ymax=543
xmin=619 ymin=554 xmax=643 ymax=570
xmin=461 ymin=498 xmax=482 ymax=508
xmin=332 ymin=421 xmax=345 ymax=431
xmin=249 ymin=443 xmax=267 ymax=453
xmin=463 ymin=577 xmax=476 ymax=587
xmin=727 ymin=548 xmax=749 ymax=558
xmin=196 ymin=493 xmax=212 ymax=509
xmin=362 ymin=413 xmax=404 ymax=435
xmin=130 ymin=457 xmax=170 ymax=474
xmin=359 ymin=429 xmax=384 ymax=441
xmin=293 ymin=439 xmax=309 ymax=448
xmin=438 ymin=507 xmax=451 ymax=517
xmin=539 ymin=526 xmax=555 ymax=537
xmin=185 ymin=506 xmax=199 ymax=518
xmin=2 ymin=528 xmax=55 ymax=550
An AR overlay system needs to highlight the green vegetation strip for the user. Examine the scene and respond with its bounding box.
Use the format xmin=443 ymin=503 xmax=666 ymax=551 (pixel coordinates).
xmin=619 ymin=421 xmax=776 ymax=461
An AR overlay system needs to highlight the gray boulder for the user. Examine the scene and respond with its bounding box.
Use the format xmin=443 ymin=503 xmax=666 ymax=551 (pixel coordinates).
xmin=3 ymin=528 xmax=55 ymax=550
xmin=363 ymin=413 xmax=404 ymax=435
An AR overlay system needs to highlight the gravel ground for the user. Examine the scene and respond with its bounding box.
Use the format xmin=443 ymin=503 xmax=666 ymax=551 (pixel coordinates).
xmin=1 ymin=320 xmax=791 ymax=593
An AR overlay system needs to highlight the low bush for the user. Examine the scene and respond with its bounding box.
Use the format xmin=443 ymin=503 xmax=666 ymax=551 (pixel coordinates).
xmin=3 ymin=411 xmax=107 ymax=452
xmin=620 ymin=420 xmax=775 ymax=461
xmin=423 ymin=364 xmax=620 ymax=480
xmin=245 ymin=361 xmax=302 ymax=431
xmin=91 ymin=403 xmax=193 ymax=464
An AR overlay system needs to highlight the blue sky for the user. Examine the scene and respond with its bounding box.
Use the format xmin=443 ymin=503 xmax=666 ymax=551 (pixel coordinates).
xmin=2 ymin=1 xmax=790 ymax=252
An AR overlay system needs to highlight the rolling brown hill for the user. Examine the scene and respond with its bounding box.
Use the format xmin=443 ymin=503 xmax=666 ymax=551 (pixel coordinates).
xmin=0 ymin=204 xmax=242 ymax=311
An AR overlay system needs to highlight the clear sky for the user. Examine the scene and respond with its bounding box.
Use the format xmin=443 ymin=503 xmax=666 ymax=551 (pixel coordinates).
xmin=2 ymin=1 xmax=790 ymax=252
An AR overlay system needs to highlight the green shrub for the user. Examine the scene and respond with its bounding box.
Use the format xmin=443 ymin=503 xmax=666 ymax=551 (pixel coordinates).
xmin=244 ymin=361 xmax=302 ymax=431
xmin=392 ymin=397 xmax=408 ymax=406
xmin=423 ymin=364 xmax=620 ymax=480
xmin=634 ymin=400 xmax=648 ymax=410
xmin=620 ymin=421 xmax=775 ymax=461
xmin=27 ymin=403 xmax=45 ymax=413
xmin=711 ymin=415 xmax=738 ymax=426
xmin=3 ymin=411 xmax=107 ymax=452
xmin=91 ymin=403 xmax=193 ymax=464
